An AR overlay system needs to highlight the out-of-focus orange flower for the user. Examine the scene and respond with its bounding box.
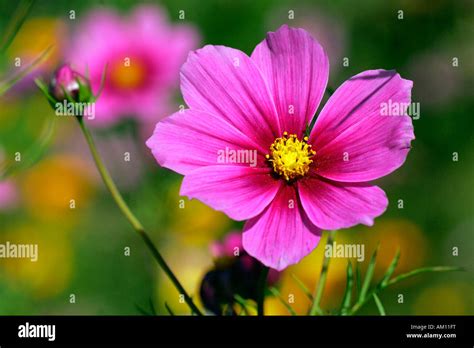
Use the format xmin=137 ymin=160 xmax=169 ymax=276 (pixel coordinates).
xmin=351 ymin=219 xmax=428 ymax=279
xmin=267 ymin=219 xmax=428 ymax=314
xmin=0 ymin=224 xmax=73 ymax=299
xmin=19 ymin=155 xmax=95 ymax=222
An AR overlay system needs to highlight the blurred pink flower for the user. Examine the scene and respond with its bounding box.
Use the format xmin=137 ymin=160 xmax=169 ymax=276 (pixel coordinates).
xmin=147 ymin=25 xmax=414 ymax=270
xmin=0 ymin=180 xmax=18 ymax=210
xmin=210 ymin=231 xmax=242 ymax=259
xmin=67 ymin=6 xmax=198 ymax=126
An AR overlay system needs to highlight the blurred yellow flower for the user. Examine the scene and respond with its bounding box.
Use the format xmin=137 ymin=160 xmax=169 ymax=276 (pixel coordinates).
xmin=265 ymin=296 xmax=289 ymax=315
xmin=0 ymin=223 xmax=73 ymax=299
xmin=19 ymin=154 xmax=95 ymax=222
xmin=153 ymin=245 xmax=212 ymax=315
xmin=6 ymin=17 xmax=64 ymax=70
xmin=166 ymin=182 xmax=230 ymax=246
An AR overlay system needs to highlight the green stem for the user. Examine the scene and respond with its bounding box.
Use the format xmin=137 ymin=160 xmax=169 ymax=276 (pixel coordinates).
xmin=0 ymin=0 xmax=35 ymax=54
xmin=269 ymin=287 xmax=297 ymax=315
xmin=77 ymin=118 xmax=202 ymax=316
xmin=386 ymin=266 xmax=462 ymax=286
xmin=257 ymin=266 xmax=269 ymax=316
xmin=372 ymin=293 xmax=386 ymax=316
xmin=309 ymin=230 xmax=336 ymax=315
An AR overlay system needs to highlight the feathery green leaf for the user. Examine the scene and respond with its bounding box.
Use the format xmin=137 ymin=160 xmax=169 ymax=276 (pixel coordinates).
xmin=373 ymin=293 xmax=386 ymax=316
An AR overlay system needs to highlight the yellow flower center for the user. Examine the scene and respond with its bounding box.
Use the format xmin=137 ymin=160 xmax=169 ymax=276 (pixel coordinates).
xmin=266 ymin=132 xmax=316 ymax=181
xmin=109 ymin=58 xmax=147 ymax=90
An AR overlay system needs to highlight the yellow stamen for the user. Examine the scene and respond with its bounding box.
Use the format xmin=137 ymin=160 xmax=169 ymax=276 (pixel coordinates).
xmin=109 ymin=58 xmax=147 ymax=90
xmin=267 ymin=132 xmax=316 ymax=181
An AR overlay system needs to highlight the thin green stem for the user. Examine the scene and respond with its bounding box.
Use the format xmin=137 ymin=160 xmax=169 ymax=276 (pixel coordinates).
xmin=0 ymin=46 xmax=52 ymax=97
xmin=0 ymin=0 xmax=35 ymax=54
xmin=257 ymin=266 xmax=269 ymax=316
xmin=309 ymin=230 xmax=336 ymax=315
xmin=372 ymin=293 xmax=386 ymax=316
xmin=77 ymin=118 xmax=202 ymax=316
xmin=348 ymin=266 xmax=463 ymax=315
xmin=291 ymin=273 xmax=313 ymax=301
xmin=269 ymin=287 xmax=297 ymax=315
xmin=386 ymin=266 xmax=463 ymax=286
xmin=234 ymin=295 xmax=251 ymax=316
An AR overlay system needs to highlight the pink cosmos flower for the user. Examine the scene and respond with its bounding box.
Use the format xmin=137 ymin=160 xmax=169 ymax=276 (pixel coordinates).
xmin=0 ymin=180 xmax=18 ymax=211
xmin=147 ymin=25 xmax=415 ymax=270
xmin=67 ymin=6 xmax=198 ymax=126
xmin=210 ymin=231 xmax=243 ymax=259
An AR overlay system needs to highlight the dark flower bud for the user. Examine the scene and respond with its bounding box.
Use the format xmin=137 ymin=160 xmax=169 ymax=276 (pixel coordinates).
xmin=200 ymin=232 xmax=281 ymax=315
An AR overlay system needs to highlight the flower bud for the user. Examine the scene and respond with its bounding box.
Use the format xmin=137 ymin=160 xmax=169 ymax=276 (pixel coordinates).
xmin=199 ymin=232 xmax=281 ymax=315
xmin=49 ymin=64 xmax=90 ymax=102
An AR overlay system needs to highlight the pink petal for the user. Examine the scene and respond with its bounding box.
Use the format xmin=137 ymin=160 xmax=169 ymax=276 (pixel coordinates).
xmin=298 ymin=176 xmax=388 ymax=230
xmin=310 ymin=69 xmax=415 ymax=182
xmin=180 ymin=166 xmax=280 ymax=221
xmin=251 ymin=25 xmax=329 ymax=135
xmin=130 ymin=5 xmax=169 ymax=38
xmin=242 ymin=184 xmax=322 ymax=271
xmin=146 ymin=109 xmax=266 ymax=175
xmin=181 ymin=45 xmax=281 ymax=148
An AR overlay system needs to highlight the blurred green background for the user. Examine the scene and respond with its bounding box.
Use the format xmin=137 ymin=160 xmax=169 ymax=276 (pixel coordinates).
xmin=0 ymin=0 xmax=472 ymax=315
